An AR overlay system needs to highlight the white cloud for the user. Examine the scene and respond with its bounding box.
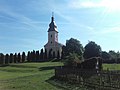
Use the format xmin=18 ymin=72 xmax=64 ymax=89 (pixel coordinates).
xmin=69 ymin=0 xmax=120 ymax=12
xmin=69 ymin=0 xmax=101 ymax=9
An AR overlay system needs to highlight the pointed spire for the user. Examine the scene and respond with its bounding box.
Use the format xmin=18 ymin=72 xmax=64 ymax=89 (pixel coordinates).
xmin=52 ymin=12 xmax=54 ymax=17
xmin=48 ymin=12 xmax=58 ymax=32
xmin=51 ymin=12 xmax=54 ymax=22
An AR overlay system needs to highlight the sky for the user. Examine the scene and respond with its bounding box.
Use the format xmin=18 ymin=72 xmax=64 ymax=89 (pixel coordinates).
xmin=0 ymin=0 xmax=120 ymax=54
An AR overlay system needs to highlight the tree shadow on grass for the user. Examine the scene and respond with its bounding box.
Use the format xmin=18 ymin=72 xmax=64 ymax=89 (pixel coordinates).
xmin=0 ymin=68 xmax=34 ymax=73
xmin=0 ymin=64 xmax=37 ymax=68
xmin=10 ymin=64 xmax=37 ymax=68
xmin=46 ymin=76 xmax=69 ymax=90
xmin=46 ymin=76 xmax=87 ymax=90
xmin=0 ymin=64 xmax=9 ymax=67
xmin=39 ymin=66 xmax=55 ymax=71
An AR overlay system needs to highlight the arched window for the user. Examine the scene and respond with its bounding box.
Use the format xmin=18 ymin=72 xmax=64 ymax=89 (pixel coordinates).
xmin=53 ymin=51 xmax=55 ymax=58
xmin=49 ymin=49 xmax=52 ymax=59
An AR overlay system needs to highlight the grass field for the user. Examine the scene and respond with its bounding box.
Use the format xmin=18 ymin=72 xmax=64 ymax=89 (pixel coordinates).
xmin=0 ymin=62 xmax=64 ymax=90
xmin=103 ymin=64 xmax=120 ymax=70
xmin=0 ymin=62 xmax=120 ymax=90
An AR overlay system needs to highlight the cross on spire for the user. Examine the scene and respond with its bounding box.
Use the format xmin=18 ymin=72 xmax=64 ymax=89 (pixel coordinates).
xmin=52 ymin=12 xmax=54 ymax=17
xmin=51 ymin=12 xmax=54 ymax=22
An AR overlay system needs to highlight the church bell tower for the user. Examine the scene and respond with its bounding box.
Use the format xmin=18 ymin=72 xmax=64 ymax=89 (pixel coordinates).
xmin=44 ymin=13 xmax=63 ymax=59
xmin=48 ymin=13 xmax=58 ymax=44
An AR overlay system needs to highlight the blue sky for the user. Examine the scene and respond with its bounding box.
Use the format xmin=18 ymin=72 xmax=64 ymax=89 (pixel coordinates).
xmin=0 ymin=0 xmax=120 ymax=54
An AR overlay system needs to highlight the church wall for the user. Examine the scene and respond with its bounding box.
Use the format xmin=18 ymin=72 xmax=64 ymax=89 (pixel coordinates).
xmin=45 ymin=46 xmax=62 ymax=58
xmin=48 ymin=31 xmax=58 ymax=44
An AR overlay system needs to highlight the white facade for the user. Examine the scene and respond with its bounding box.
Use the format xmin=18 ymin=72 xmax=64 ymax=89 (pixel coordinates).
xmin=44 ymin=15 xmax=63 ymax=58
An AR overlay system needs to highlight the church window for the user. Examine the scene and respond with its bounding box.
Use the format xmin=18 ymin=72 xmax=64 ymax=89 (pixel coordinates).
xmin=51 ymin=35 xmax=52 ymax=37
xmin=51 ymin=41 xmax=52 ymax=44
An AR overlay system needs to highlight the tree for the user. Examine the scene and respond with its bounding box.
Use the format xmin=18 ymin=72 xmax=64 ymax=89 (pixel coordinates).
xmin=22 ymin=52 xmax=26 ymax=62
xmin=83 ymin=41 xmax=102 ymax=59
xmin=108 ymin=50 xmax=120 ymax=63
xmin=44 ymin=49 xmax=47 ymax=60
xmin=31 ymin=50 xmax=36 ymax=62
xmin=61 ymin=46 xmax=66 ymax=58
xmin=101 ymin=51 xmax=111 ymax=60
xmin=57 ymin=51 xmax=60 ymax=59
xmin=14 ymin=53 xmax=17 ymax=63
xmin=5 ymin=54 xmax=9 ymax=64
xmin=116 ymin=51 xmax=120 ymax=58
xmin=18 ymin=53 xmax=21 ymax=63
xmin=40 ymin=49 xmax=44 ymax=61
xmin=62 ymin=38 xmax=84 ymax=58
xmin=10 ymin=53 xmax=14 ymax=63
xmin=0 ymin=53 xmax=5 ymax=65
xmin=109 ymin=50 xmax=117 ymax=59
xmin=64 ymin=53 xmax=81 ymax=67
xmin=27 ymin=51 xmax=31 ymax=62
xmin=36 ymin=50 xmax=40 ymax=62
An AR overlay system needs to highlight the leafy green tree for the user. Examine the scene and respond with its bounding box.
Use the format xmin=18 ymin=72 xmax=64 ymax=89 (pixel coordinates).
xmin=116 ymin=51 xmax=120 ymax=63
xmin=83 ymin=41 xmax=102 ymax=59
xmin=109 ymin=50 xmax=117 ymax=59
xmin=101 ymin=51 xmax=111 ymax=60
xmin=108 ymin=50 xmax=120 ymax=63
xmin=62 ymin=38 xmax=84 ymax=59
xmin=116 ymin=51 xmax=120 ymax=58
xmin=64 ymin=53 xmax=81 ymax=67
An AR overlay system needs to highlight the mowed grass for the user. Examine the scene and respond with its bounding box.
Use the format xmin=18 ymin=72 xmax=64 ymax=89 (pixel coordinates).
xmin=0 ymin=62 xmax=120 ymax=90
xmin=103 ymin=64 xmax=120 ymax=70
xmin=0 ymin=61 xmax=63 ymax=90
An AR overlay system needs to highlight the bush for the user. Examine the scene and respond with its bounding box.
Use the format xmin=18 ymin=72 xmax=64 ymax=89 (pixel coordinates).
xmin=63 ymin=53 xmax=82 ymax=67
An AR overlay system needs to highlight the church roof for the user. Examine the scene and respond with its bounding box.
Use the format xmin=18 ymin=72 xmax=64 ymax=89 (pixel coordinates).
xmin=44 ymin=41 xmax=63 ymax=48
xmin=48 ymin=15 xmax=58 ymax=32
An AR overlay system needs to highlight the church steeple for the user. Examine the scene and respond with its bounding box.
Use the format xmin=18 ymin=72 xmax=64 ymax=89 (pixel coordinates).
xmin=48 ymin=12 xmax=58 ymax=32
xmin=44 ymin=13 xmax=63 ymax=59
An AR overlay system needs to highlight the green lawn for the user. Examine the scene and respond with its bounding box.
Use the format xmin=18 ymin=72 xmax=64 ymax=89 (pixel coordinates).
xmin=0 ymin=62 xmax=63 ymax=90
xmin=0 ymin=62 xmax=120 ymax=90
xmin=103 ymin=64 xmax=120 ymax=70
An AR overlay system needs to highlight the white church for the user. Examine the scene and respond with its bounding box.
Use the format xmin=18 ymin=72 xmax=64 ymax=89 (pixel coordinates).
xmin=44 ymin=14 xmax=63 ymax=58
